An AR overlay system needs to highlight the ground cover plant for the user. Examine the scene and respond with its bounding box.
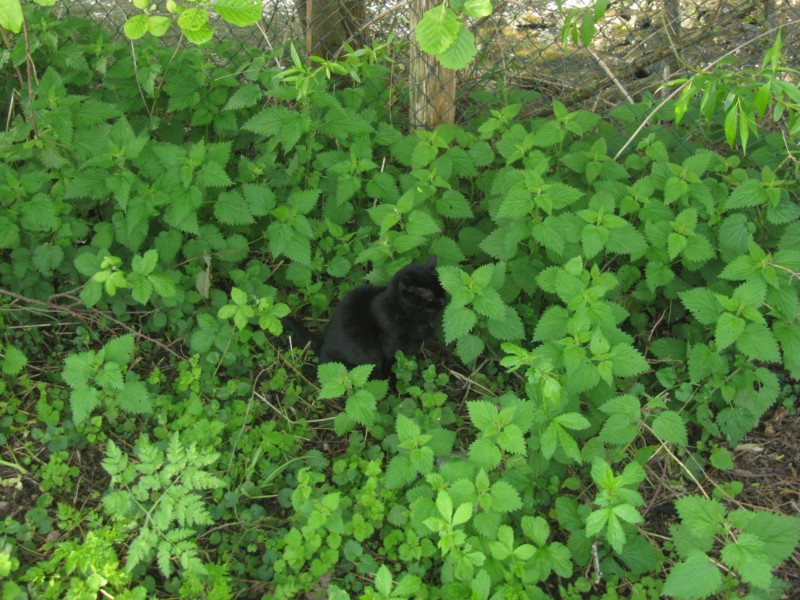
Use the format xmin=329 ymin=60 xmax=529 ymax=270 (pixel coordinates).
xmin=1 ymin=4 xmax=800 ymax=599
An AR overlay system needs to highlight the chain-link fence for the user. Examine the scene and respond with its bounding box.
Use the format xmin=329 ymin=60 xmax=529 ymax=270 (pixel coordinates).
xmin=58 ymin=0 xmax=800 ymax=134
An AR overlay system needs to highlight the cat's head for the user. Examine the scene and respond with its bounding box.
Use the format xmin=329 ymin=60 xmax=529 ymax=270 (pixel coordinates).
xmin=392 ymin=256 xmax=446 ymax=314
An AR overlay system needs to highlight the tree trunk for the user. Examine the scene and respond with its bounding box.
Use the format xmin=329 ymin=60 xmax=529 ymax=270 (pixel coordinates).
xmin=297 ymin=0 xmax=366 ymax=59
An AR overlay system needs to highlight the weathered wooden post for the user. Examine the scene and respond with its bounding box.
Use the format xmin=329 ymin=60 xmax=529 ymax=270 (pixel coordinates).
xmin=409 ymin=0 xmax=457 ymax=128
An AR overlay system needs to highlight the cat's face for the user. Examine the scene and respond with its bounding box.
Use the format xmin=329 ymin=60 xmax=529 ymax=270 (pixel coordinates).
xmin=395 ymin=256 xmax=446 ymax=315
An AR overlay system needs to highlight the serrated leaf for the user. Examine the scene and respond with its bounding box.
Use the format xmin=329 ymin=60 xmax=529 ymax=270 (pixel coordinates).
xmin=715 ymin=312 xmax=745 ymax=350
xmin=70 ymin=384 xmax=101 ymax=424
xmin=223 ymin=83 xmax=262 ymax=111
xmin=652 ymin=410 xmax=688 ymax=446
xmin=2 ymin=343 xmax=28 ymax=376
xmin=467 ymin=400 xmax=498 ymax=432
xmin=119 ymin=378 xmax=152 ymax=414
xmin=443 ymin=303 xmax=476 ymax=343
xmin=215 ymin=189 xmax=254 ymax=225
xmin=736 ymin=322 xmax=781 ymax=362
xmin=679 ymin=288 xmax=720 ymax=325
xmin=610 ymin=344 xmax=649 ymax=377
xmin=346 ymin=390 xmax=377 ymax=426
xmin=196 ymin=162 xmax=232 ymax=188
xmin=720 ymin=533 xmax=773 ymax=590
xmin=491 ymin=480 xmax=522 ymax=513
xmin=103 ymin=334 xmax=134 ymax=365
xmin=725 ymin=178 xmax=766 ymax=209
xmin=468 ymin=437 xmax=501 ymax=470
xmin=662 ymin=550 xmax=723 ymax=600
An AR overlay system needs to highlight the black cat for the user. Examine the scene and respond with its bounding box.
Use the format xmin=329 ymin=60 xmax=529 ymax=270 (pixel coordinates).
xmin=282 ymin=256 xmax=446 ymax=379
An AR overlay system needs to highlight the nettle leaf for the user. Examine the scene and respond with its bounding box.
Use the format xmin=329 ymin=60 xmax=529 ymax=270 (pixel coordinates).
xmin=443 ymin=303 xmax=476 ymax=343
xmin=715 ymin=312 xmax=745 ymax=350
xmin=725 ymin=178 xmax=767 ymax=209
xmin=103 ymin=335 xmax=135 ymax=366
xmin=491 ymin=480 xmax=522 ymax=513
xmin=662 ymin=550 xmax=723 ymax=598
xmin=720 ymin=533 xmax=773 ymax=590
xmin=215 ymin=189 xmax=254 ymax=225
xmin=346 ymin=390 xmax=377 ymax=426
xmin=436 ymin=190 xmax=473 ymax=219
xmin=468 ymin=400 xmax=498 ymax=432
xmin=679 ymin=288 xmax=721 ymax=325
xmin=1 ymin=343 xmax=28 ymax=376
xmin=469 ymin=437 xmax=502 ymax=471
xmin=71 ymin=384 xmax=101 ymax=424
xmin=456 ymin=334 xmax=484 ymax=364
xmin=676 ymin=496 xmax=725 ymax=538
xmin=223 ymin=83 xmax=262 ymax=111
xmin=119 ymin=378 xmax=153 ymax=415
xmin=487 ymin=306 xmax=525 ymax=341
xmin=196 ymin=162 xmax=232 ymax=188
xmin=736 ymin=322 xmax=781 ymax=363
xmin=651 ymin=410 xmax=688 ymax=446
xmin=610 ymin=344 xmax=649 ymax=377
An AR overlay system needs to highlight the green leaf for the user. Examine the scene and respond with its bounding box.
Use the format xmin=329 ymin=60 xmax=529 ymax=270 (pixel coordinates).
xmin=463 ymin=0 xmax=492 ymax=18
xmin=177 ymin=7 xmax=209 ymax=31
xmin=774 ymin=321 xmax=800 ymax=379
xmin=147 ymin=15 xmax=171 ymax=37
xmin=123 ymin=14 xmax=149 ymax=40
xmin=467 ymin=400 xmax=498 ymax=432
xmin=215 ymin=190 xmax=254 ymax=225
xmin=346 ymin=390 xmax=377 ymax=426
xmin=223 ymin=84 xmax=263 ymax=111
xmin=119 ymin=378 xmax=153 ymax=415
xmin=662 ymin=550 xmax=723 ymax=600
xmin=436 ymin=190 xmax=473 ymax=218
xmin=0 ymin=0 xmax=24 ymax=33
xmin=725 ymin=179 xmax=766 ymax=209
xmin=715 ymin=312 xmax=745 ymax=350
xmin=103 ymin=334 xmax=135 ymax=366
xmin=443 ymin=303 xmax=476 ymax=343
xmin=436 ymin=26 xmax=477 ymax=71
xmin=196 ymin=162 xmax=232 ymax=188
xmin=415 ymin=5 xmax=460 ymax=55
xmin=70 ymin=384 xmax=101 ymax=424
xmin=720 ymin=533 xmax=773 ymax=590
xmin=468 ymin=437 xmax=501 ymax=471
xmin=1 ymin=343 xmax=28 ymax=376
xmin=0 ymin=216 xmax=20 ymax=249
xmin=679 ymin=288 xmax=720 ymax=325
xmin=652 ymin=411 xmax=688 ymax=446
xmin=213 ymin=0 xmax=262 ymax=26
xmin=317 ymin=362 xmax=348 ymax=399
xmin=610 ymin=344 xmax=649 ymax=377
xmin=491 ymin=480 xmax=522 ymax=513
xmin=32 ymin=245 xmax=64 ymax=275
xmin=736 ymin=322 xmax=781 ymax=363
xmin=374 ymin=565 xmax=392 ymax=596
xmin=675 ymin=496 xmax=725 ymax=538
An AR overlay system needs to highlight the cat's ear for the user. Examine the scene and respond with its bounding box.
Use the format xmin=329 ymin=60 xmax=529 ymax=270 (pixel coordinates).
xmin=424 ymin=255 xmax=438 ymax=268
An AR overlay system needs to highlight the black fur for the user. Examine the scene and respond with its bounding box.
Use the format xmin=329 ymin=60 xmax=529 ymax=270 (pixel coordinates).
xmin=283 ymin=256 xmax=446 ymax=379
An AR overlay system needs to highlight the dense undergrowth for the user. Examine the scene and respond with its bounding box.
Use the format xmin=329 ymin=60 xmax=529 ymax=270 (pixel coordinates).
xmin=2 ymin=6 xmax=800 ymax=599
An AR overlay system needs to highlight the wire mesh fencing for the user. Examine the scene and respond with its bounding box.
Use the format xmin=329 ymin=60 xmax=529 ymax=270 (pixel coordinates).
xmin=56 ymin=0 xmax=800 ymax=140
